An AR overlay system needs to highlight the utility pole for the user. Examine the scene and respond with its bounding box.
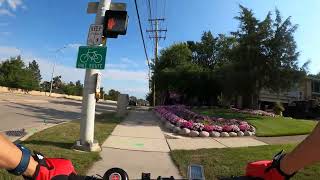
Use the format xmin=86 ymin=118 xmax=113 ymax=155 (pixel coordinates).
xmin=147 ymin=18 xmax=167 ymax=106
xmin=75 ymin=0 xmax=111 ymax=152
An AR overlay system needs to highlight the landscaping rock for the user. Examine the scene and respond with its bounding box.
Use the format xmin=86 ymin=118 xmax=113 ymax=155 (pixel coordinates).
xmin=165 ymin=122 xmax=175 ymax=131
xmin=189 ymin=130 xmax=200 ymax=137
xmin=173 ymin=127 xmax=181 ymax=133
xmin=210 ymin=131 xmax=220 ymax=137
xmin=244 ymin=131 xmax=253 ymax=136
xmin=229 ymin=132 xmax=238 ymax=137
xmin=200 ymin=131 xmax=210 ymax=137
xmin=179 ymin=128 xmax=191 ymax=135
xmin=221 ymin=132 xmax=229 ymax=137
xmin=237 ymin=131 xmax=244 ymax=137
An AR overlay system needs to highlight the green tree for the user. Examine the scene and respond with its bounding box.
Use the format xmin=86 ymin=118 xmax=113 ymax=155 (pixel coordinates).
xmin=75 ymin=80 xmax=83 ymax=96
xmin=0 ymin=56 xmax=40 ymax=91
xmin=40 ymin=81 xmax=51 ymax=92
xmin=100 ymin=87 xmax=105 ymax=100
xmin=229 ymin=6 xmax=306 ymax=108
xmin=62 ymin=81 xmax=76 ymax=95
xmin=0 ymin=56 xmax=25 ymax=88
xmin=52 ymin=76 xmax=62 ymax=90
xmin=187 ymin=31 xmax=217 ymax=69
xmin=107 ymin=89 xmax=121 ymax=101
xmin=27 ymin=60 xmax=42 ymax=89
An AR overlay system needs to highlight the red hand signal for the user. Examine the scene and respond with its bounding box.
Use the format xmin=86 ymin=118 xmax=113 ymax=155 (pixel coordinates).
xmin=108 ymin=18 xmax=116 ymax=30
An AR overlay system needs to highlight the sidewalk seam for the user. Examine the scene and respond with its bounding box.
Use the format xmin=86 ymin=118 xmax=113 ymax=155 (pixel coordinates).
xmin=211 ymin=138 xmax=229 ymax=148
xmin=110 ymin=134 xmax=164 ymax=140
xmin=100 ymin=146 xmax=170 ymax=153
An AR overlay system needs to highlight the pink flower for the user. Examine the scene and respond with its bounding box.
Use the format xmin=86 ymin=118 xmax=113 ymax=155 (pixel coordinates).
xmin=192 ymin=123 xmax=204 ymax=131
xmin=182 ymin=121 xmax=193 ymax=129
xmin=204 ymin=125 xmax=214 ymax=132
xmin=223 ymin=125 xmax=233 ymax=132
xmin=223 ymin=125 xmax=240 ymax=132
xmin=239 ymin=124 xmax=251 ymax=131
xmin=213 ymin=125 xmax=223 ymax=132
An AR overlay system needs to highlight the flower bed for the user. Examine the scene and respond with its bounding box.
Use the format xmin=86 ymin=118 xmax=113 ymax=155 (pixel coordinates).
xmin=154 ymin=105 xmax=255 ymax=137
xmin=230 ymin=108 xmax=276 ymax=117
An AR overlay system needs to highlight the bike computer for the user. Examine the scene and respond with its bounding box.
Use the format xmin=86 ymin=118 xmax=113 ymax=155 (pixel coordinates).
xmin=188 ymin=164 xmax=205 ymax=180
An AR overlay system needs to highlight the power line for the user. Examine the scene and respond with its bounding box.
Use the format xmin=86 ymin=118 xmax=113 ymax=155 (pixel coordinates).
xmin=134 ymin=0 xmax=150 ymax=67
xmin=147 ymin=0 xmax=152 ymax=19
xmin=134 ymin=0 xmax=151 ymax=84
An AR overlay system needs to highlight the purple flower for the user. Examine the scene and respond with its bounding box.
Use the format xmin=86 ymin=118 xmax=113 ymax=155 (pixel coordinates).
xmin=239 ymin=124 xmax=251 ymax=131
xmin=223 ymin=125 xmax=240 ymax=132
xmin=223 ymin=125 xmax=233 ymax=132
xmin=182 ymin=121 xmax=193 ymax=129
xmin=213 ymin=125 xmax=223 ymax=132
xmin=176 ymin=119 xmax=188 ymax=127
xmin=203 ymin=125 xmax=214 ymax=132
xmin=156 ymin=105 xmax=253 ymax=134
xmin=192 ymin=123 xmax=204 ymax=131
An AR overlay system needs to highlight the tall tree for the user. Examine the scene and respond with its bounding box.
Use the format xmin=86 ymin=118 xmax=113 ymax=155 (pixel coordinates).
xmin=0 ymin=56 xmax=25 ymax=88
xmin=40 ymin=81 xmax=51 ymax=92
xmin=108 ymin=89 xmax=121 ymax=101
xmin=189 ymin=31 xmax=217 ymax=69
xmin=230 ymin=6 xmax=306 ymax=107
xmin=52 ymin=76 xmax=62 ymax=90
xmin=27 ymin=60 xmax=42 ymax=89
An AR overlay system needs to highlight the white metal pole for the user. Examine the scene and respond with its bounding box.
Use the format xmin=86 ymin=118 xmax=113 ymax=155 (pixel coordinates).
xmin=49 ymin=47 xmax=66 ymax=96
xmin=49 ymin=61 xmax=55 ymax=96
xmin=79 ymin=0 xmax=110 ymax=150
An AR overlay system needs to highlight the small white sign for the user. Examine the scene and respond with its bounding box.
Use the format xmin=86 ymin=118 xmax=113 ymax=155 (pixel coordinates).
xmin=87 ymin=24 xmax=103 ymax=46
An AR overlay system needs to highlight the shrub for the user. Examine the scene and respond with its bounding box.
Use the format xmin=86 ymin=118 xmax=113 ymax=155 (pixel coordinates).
xmin=274 ymin=102 xmax=285 ymax=115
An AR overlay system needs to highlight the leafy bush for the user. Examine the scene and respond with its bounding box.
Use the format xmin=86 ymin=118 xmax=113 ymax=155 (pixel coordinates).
xmin=274 ymin=102 xmax=285 ymax=115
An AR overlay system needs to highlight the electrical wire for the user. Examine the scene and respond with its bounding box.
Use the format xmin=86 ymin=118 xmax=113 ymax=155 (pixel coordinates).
xmin=134 ymin=0 xmax=151 ymax=82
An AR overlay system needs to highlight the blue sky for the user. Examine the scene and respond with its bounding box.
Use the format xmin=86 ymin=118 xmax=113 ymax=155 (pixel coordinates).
xmin=0 ymin=0 xmax=319 ymax=98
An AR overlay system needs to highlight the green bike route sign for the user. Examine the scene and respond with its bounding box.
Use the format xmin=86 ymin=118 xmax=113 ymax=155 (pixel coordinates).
xmin=76 ymin=46 xmax=107 ymax=69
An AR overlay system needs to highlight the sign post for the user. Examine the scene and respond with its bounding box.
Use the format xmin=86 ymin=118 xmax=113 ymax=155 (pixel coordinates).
xmin=73 ymin=0 xmax=111 ymax=152
xmin=74 ymin=0 xmax=128 ymax=152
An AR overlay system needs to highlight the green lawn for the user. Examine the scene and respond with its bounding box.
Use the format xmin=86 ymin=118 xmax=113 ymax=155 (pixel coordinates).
xmin=171 ymin=144 xmax=320 ymax=180
xmin=0 ymin=113 xmax=123 ymax=180
xmin=197 ymin=109 xmax=317 ymax=137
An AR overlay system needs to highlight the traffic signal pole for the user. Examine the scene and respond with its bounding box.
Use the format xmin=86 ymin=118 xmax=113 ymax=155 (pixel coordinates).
xmin=75 ymin=0 xmax=111 ymax=152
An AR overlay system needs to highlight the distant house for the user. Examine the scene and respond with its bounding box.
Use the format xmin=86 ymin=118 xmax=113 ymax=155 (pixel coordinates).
xmin=259 ymin=76 xmax=320 ymax=109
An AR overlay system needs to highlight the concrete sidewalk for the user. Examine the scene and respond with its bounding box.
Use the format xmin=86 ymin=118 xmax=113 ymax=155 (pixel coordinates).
xmin=87 ymin=111 xmax=181 ymax=179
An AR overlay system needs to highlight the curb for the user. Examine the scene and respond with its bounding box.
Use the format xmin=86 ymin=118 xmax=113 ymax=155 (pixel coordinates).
xmin=2 ymin=122 xmax=68 ymax=143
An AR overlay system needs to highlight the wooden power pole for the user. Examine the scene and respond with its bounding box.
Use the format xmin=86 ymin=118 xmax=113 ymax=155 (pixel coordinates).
xmin=147 ymin=18 xmax=167 ymax=106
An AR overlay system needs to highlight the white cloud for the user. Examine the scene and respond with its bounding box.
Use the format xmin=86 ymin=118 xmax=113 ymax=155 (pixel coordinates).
xmin=103 ymin=69 xmax=148 ymax=81
xmin=66 ymin=43 xmax=82 ymax=49
xmin=0 ymin=8 xmax=14 ymax=16
xmin=121 ymin=87 xmax=149 ymax=94
xmin=0 ymin=46 xmax=21 ymax=58
xmin=107 ymin=57 xmax=145 ymax=70
xmin=7 ymin=0 xmax=23 ymax=10
xmin=120 ymin=57 xmax=138 ymax=67
xmin=107 ymin=63 xmax=128 ymax=69
xmin=0 ymin=0 xmax=25 ymax=17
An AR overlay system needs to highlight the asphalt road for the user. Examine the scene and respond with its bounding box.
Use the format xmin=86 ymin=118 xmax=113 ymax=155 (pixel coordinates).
xmin=0 ymin=93 xmax=117 ymax=132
